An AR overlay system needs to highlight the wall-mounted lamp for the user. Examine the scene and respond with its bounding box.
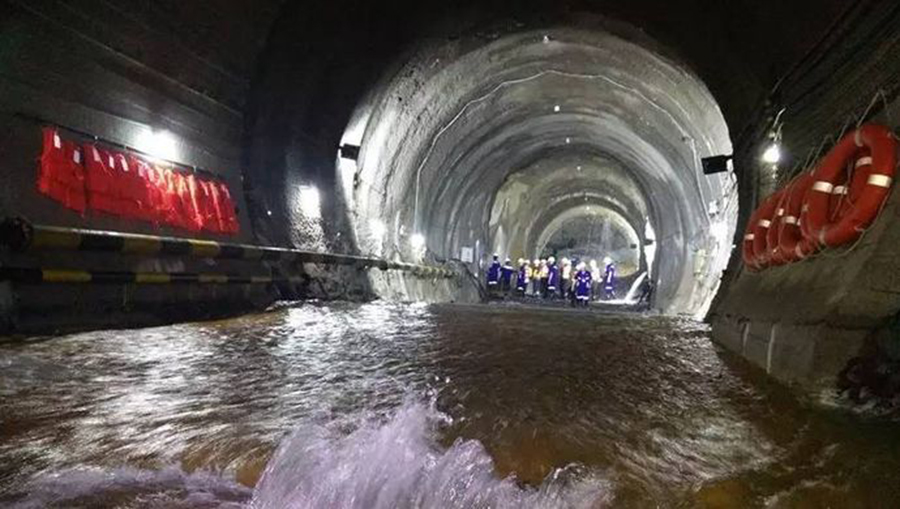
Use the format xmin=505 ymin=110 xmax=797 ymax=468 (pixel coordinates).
xmin=411 ymin=233 xmax=426 ymax=250
xmin=298 ymin=185 xmax=321 ymax=219
xmin=370 ymin=218 xmax=387 ymax=238
xmin=761 ymin=143 xmax=781 ymax=164
xmin=135 ymin=129 xmax=178 ymax=162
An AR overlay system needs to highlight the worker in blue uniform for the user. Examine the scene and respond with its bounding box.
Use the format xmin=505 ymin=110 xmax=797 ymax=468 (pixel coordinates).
xmin=602 ymin=257 xmax=616 ymax=300
xmin=500 ymin=257 xmax=515 ymax=294
xmin=546 ymin=256 xmax=559 ymax=299
xmin=487 ymin=254 xmax=501 ymax=294
xmin=574 ymin=261 xmax=592 ymax=307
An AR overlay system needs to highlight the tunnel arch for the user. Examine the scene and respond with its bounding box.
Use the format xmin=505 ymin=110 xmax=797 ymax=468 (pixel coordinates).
xmin=334 ymin=23 xmax=735 ymax=315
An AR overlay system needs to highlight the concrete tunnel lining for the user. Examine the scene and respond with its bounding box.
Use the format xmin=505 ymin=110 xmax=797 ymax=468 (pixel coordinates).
xmin=335 ymin=25 xmax=735 ymax=314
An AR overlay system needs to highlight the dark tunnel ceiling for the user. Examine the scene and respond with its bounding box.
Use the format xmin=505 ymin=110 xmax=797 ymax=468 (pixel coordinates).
xmin=77 ymin=0 xmax=849 ymax=132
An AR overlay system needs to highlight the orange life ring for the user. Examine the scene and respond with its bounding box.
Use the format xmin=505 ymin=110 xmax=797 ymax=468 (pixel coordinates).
xmin=828 ymin=148 xmax=871 ymax=220
xmin=765 ymin=191 xmax=792 ymax=266
xmin=801 ymin=124 xmax=897 ymax=247
xmin=751 ymin=190 xmax=784 ymax=269
xmin=741 ymin=207 xmax=764 ymax=270
xmin=777 ymin=171 xmax=817 ymax=262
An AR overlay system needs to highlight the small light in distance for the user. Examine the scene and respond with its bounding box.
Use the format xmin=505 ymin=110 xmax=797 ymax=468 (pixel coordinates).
xmin=370 ymin=218 xmax=387 ymax=238
xmin=553 ymin=105 xmax=561 ymax=113
xmin=762 ymin=143 xmax=781 ymax=164
xmin=267 ymin=210 xmax=273 ymax=216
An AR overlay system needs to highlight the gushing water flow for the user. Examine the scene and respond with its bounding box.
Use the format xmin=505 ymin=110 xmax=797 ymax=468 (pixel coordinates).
xmin=2 ymin=302 xmax=900 ymax=508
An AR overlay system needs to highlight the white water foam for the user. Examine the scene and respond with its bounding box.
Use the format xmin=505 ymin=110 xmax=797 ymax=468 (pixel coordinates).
xmin=7 ymin=399 xmax=611 ymax=509
xmin=250 ymin=399 xmax=611 ymax=509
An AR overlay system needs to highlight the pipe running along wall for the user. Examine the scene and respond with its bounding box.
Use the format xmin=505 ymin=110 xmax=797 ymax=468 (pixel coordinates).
xmin=334 ymin=25 xmax=735 ymax=315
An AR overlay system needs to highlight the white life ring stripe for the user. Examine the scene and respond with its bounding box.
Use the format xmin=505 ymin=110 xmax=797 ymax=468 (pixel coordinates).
xmin=784 ymin=216 xmax=798 ymax=225
xmin=759 ymin=219 xmax=771 ymax=228
xmin=867 ymin=174 xmax=893 ymax=188
xmin=776 ymin=208 xmax=784 ymax=216
xmin=812 ymin=181 xmax=834 ymax=193
xmin=855 ymin=156 xmax=873 ymax=168
xmin=832 ymin=185 xmax=847 ymax=195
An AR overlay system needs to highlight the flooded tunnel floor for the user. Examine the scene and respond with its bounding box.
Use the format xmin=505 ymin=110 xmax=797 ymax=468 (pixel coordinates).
xmin=2 ymin=301 xmax=900 ymax=507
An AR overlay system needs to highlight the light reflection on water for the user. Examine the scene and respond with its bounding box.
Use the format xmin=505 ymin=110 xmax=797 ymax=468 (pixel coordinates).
xmin=1 ymin=301 xmax=899 ymax=507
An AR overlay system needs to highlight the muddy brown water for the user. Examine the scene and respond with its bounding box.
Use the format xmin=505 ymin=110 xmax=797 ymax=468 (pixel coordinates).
xmin=1 ymin=301 xmax=899 ymax=508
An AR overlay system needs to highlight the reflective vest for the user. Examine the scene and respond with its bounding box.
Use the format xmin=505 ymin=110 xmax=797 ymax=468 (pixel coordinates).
xmin=38 ymin=128 xmax=86 ymax=213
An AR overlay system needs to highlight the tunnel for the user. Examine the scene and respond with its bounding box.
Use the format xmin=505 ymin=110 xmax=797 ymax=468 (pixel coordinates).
xmin=336 ymin=26 xmax=735 ymax=315
xmin=244 ymin=7 xmax=738 ymax=316
xmin=3 ymin=0 xmax=900 ymax=507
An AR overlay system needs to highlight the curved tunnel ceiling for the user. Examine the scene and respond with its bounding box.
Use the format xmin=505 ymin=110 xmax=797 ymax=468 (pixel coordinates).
xmin=339 ymin=25 xmax=735 ymax=314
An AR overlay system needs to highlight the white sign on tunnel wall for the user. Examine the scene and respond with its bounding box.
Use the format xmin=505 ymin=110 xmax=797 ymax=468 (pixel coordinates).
xmin=460 ymin=247 xmax=474 ymax=263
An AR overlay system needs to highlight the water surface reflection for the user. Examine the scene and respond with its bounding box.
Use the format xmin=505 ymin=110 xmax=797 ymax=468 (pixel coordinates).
xmin=1 ymin=301 xmax=898 ymax=507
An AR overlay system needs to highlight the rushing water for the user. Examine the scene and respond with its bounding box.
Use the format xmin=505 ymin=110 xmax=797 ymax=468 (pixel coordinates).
xmin=1 ymin=301 xmax=900 ymax=508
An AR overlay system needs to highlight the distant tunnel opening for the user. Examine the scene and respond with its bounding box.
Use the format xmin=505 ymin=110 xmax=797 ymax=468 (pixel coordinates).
xmin=334 ymin=25 xmax=736 ymax=315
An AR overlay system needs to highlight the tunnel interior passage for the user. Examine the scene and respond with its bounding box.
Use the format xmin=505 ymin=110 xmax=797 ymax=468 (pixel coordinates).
xmin=491 ymin=153 xmax=645 ymax=278
xmin=339 ymin=26 xmax=737 ymax=315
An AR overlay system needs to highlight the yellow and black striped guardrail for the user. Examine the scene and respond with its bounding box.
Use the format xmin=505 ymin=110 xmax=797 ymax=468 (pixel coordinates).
xmin=0 ymin=218 xmax=455 ymax=279
xmin=0 ymin=267 xmax=291 ymax=285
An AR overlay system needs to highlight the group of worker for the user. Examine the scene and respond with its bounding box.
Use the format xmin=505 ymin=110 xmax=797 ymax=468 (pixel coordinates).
xmin=486 ymin=255 xmax=616 ymax=306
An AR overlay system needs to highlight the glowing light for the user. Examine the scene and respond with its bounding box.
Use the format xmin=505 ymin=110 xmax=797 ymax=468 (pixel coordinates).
xmin=370 ymin=219 xmax=387 ymax=238
xmin=762 ymin=143 xmax=781 ymax=164
xmin=135 ymin=129 xmax=178 ymax=162
xmin=553 ymin=105 xmax=561 ymax=113
xmin=542 ymin=35 xmax=550 ymax=44
xmin=411 ymin=233 xmax=426 ymax=250
xmin=267 ymin=210 xmax=273 ymax=216
xmin=298 ymin=185 xmax=321 ymax=219
xmin=565 ymin=137 xmax=571 ymax=144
